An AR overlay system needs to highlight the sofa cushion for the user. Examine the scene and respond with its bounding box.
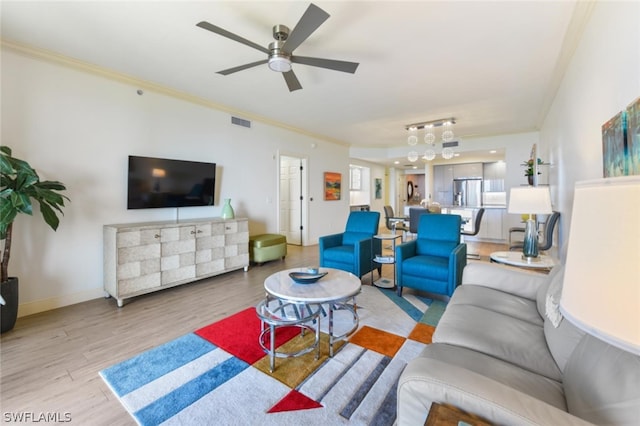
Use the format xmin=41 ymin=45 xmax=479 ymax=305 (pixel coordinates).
xmin=563 ymin=334 xmax=640 ymax=425
xmin=451 ymin=284 xmax=543 ymax=326
xmin=419 ymin=343 xmax=567 ymax=410
xmin=433 ymin=303 xmax=562 ymax=381
xmin=401 ymin=255 xmax=449 ymax=281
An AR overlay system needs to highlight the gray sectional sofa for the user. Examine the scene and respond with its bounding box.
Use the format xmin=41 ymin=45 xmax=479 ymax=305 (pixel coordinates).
xmin=397 ymin=262 xmax=640 ymax=425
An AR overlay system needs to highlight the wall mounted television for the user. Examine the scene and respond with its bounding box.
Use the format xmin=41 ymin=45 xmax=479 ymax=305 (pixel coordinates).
xmin=127 ymin=156 xmax=216 ymax=209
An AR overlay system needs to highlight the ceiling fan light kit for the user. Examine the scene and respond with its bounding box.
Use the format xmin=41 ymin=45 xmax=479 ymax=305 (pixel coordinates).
xmin=196 ymin=3 xmax=359 ymax=92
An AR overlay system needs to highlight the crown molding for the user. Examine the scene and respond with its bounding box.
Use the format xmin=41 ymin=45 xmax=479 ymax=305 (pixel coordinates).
xmin=1 ymin=39 xmax=348 ymax=147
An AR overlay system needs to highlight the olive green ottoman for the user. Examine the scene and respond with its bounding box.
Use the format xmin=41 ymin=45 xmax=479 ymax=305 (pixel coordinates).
xmin=249 ymin=234 xmax=287 ymax=265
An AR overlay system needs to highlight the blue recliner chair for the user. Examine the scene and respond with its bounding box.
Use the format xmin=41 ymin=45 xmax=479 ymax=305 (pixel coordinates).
xmin=319 ymin=211 xmax=382 ymax=278
xmin=395 ymin=213 xmax=467 ymax=297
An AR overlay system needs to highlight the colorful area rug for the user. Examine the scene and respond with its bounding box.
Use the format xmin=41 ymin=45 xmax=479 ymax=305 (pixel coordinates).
xmin=100 ymin=286 xmax=446 ymax=425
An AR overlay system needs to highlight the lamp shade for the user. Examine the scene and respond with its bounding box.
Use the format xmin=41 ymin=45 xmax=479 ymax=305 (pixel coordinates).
xmin=560 ymin=176 xmax=640 ymax=355
xmin=508 ymin=186 xmax=552 ymax=214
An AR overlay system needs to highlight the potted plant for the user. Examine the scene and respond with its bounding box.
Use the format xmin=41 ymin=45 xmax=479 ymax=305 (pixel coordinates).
xmin=0 ymin=146 xmax=69 ymax=333
xmin=524 ymin=157 xmax=543 ymax=185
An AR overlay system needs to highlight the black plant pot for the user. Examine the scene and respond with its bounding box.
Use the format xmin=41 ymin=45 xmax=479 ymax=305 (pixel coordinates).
xmin=1 ymin=277 xmax=19 ymax=333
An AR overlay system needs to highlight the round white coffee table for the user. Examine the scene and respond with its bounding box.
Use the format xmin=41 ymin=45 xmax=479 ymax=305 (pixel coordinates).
xmin=264 ymin=267 xmax=361 ymax=357
xmin=490 ymin=251 xmax=555 ymax=270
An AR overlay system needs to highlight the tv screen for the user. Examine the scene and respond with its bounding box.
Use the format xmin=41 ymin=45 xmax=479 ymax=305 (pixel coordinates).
xmin=127 ymin=156 xmax=216 ymax=209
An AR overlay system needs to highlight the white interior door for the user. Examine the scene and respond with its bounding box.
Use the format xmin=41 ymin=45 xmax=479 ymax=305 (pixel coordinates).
xmin=279 ymin=155 xmax=303 ymax=245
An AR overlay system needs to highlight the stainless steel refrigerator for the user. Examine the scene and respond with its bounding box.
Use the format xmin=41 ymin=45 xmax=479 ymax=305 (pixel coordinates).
xmin=452 ymin=178 xmax=482 ymax=206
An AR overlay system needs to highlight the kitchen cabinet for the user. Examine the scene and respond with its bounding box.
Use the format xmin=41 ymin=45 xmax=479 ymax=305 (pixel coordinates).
xmin=453 ymin=163 xmax=483 ymax=179
xmin=483 ymin=162 xmax=506 ymax=192
xmin=466 ymin=208 xmax=505 ymax=241
xmin=433 ymin=165 xmax=454 ymax=205
xmin=104 ymin=217 xmax=249 ymax=307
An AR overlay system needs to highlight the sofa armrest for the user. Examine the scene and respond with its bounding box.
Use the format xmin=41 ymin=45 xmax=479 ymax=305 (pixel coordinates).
xmin=396 ymin=240 xmax=417 ymax=262
xmin=398 ymin=357 xmax=594 ymax=426
xmin=395 ymin=240 xmax=417 ymax=286
xmin=319 ymin=233 xmax=343 ymax=250
xmin=447 ymin=243 xmax=467 ymax=294
xmin=354 ymin=236 xmax=377 ymax=276
xmin=461 ymin=262 xmax=550 ymax=300
xmin=319 ymin=233 xmax=343 ymax=268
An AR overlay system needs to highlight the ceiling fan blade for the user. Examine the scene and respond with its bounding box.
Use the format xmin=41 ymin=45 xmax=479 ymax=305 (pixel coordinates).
xmin=282 ymin=3 xmax=330 ymax=53
xmin=291 ymin=55 xmax=359 ymax=73
xmin=283 ymin=71 xmax=302 ymax=92
xmin=217 ymin=59 xmax=268 ymax=75
xmin=197 ymin=21 xmax=270 ymax=54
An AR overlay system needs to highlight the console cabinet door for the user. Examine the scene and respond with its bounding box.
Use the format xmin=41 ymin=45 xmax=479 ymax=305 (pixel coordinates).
xmin=223 ymin=220 xmax=250 ymax=269
xmin=195 ymin=222 xmax=226 ymax=277
xmin=160 ymin=225 xmax=196 ymax=285
xmin=116 ymin=228 xmax=161 ymax=296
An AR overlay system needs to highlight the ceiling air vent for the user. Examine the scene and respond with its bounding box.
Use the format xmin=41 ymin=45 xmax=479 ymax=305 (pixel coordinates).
xmin=231 ymin=116 xmax=251 ymax=128
xmin=442 ymin=141 xmax=459 ymax=148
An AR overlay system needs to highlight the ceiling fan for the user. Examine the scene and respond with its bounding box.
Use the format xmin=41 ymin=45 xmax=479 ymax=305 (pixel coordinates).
xmin=196 ymin=3 xmax=359 ymax=92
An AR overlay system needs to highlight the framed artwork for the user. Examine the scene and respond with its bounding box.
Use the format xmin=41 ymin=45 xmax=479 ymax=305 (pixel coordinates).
xmin=375 ymin=178 xmax=382 ymax=199
xmin=626 ymin=97 xmax=640 ymax=176
xmin=324 ymin=172 xmax=341 ymax=200
xmin=602 ymin=111 xmax=627 ymax=177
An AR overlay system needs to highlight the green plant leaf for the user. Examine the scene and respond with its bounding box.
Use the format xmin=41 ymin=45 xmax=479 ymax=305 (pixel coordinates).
xmin=38 ymin=201 xmax=60 ymax=231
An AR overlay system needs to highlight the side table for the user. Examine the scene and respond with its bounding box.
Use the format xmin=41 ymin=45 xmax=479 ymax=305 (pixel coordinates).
xmin=371 ymin=233 xmax=402 ymax=289
xmin=489 ymin=251 xmax=555 ymax=271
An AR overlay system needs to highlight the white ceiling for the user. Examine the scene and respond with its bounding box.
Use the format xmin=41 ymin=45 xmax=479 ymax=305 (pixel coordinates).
xmin=1 ymin=1 xmax=580 ymax=166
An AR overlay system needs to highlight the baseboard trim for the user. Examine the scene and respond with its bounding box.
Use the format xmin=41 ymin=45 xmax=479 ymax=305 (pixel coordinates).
xmin=17 ymin=287 xmax=105 ymax=318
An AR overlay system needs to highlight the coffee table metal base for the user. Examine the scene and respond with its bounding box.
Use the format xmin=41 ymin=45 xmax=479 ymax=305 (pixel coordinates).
xmin=256 ymin=296 xmax=321 ymax=372
xmin=326 ymin=298 xmax=359 ymax=357
xmin=264 ymin=267 xmax=362 ymax=358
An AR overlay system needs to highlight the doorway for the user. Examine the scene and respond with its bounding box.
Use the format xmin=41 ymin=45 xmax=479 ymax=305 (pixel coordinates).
xmin=278 ymin=154 xmax=308 ymax=245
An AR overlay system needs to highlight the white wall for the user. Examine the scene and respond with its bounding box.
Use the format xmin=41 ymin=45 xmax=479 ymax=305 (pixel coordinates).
xmin=2 ymin=47 xmax=352 ymax=316
xmin=539 ymin=0 xmax=640 ymax=258
xmin=348 ymin=158 xmax=386 ymax=216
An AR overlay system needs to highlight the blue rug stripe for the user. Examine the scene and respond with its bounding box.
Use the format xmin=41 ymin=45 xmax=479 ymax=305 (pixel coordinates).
xmin=421 ymin=300 xmax=447 ymax=326
xmin=377 ymin=288 xmax=424 ymax=321
xmin=368 ymin=371 xmax=400 ymax=426
xmin=340 ymin=356 xmax=391 ymax=419
xmin=100 ymin=333 xmax=216 ymax=396
xmin=133 ymin=356 xmax=249 ymax=425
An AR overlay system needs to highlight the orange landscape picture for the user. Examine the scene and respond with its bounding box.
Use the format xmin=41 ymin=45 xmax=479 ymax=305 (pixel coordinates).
xmin=324 ymin=172 xmax=341 ymax=200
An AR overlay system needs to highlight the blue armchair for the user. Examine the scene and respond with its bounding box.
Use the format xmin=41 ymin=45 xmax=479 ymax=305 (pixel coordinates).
xmin=395 ymin=213 xmax=467 ymax=297
xmin=319 ymin=211 xmax=382 ymax=278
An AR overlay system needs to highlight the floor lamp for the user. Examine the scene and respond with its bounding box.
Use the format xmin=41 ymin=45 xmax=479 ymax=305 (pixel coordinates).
xmin=507 ymin=186 xmax=552 ymax=261
xmin=560 ymin=176 xmax=640 ymax=355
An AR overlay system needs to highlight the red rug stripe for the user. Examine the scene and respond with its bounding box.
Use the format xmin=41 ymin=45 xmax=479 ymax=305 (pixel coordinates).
xmin=267 ymin=389 xmax=323 ymax=413
xmin=195 ymin=307 xmax=299 ymax=364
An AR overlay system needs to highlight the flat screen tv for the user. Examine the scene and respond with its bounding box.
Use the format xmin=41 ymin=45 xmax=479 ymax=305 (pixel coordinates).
xmin=127 ymin=156 xmax=216 ymax=209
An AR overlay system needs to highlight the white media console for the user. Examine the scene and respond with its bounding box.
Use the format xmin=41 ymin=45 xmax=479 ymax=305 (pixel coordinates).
xmin=103 ymin=217 xmax=249 ymax=307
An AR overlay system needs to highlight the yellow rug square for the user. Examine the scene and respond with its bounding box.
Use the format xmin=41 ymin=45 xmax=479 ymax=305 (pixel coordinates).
xmin=253 ymin=333 xmax=345 ymax=388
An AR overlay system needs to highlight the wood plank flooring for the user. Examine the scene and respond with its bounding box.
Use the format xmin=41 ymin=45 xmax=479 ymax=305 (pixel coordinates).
xmin=0 ymin=240 xmax=505 ymax=425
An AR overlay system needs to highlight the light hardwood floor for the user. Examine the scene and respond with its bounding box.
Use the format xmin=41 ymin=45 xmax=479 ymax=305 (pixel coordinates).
xmin=0 ymin=240 xmax=505 ymax=425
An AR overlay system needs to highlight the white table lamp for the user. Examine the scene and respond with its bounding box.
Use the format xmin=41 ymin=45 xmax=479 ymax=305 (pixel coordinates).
xmin=508 ymin=186 xmax=553 ymax=261
xmin=560 ymin=176 xmax=640 ymax=355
